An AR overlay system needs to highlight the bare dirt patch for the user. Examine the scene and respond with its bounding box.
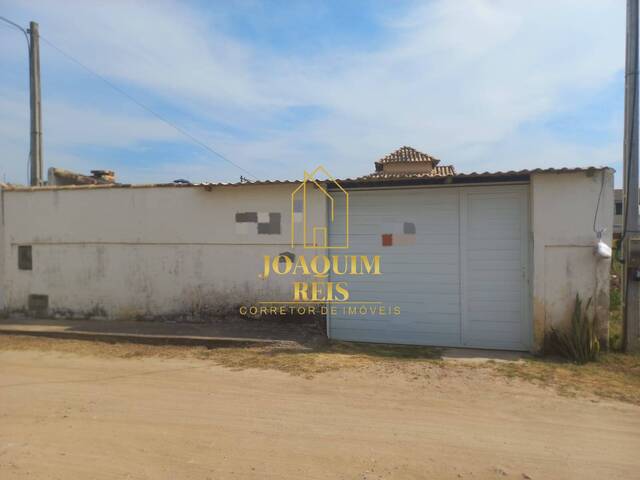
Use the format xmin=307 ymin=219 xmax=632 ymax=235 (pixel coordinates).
xmin=2 ymin=334 xmax=640 ymax=405
xmin=0 ymin=335 xmax=639 ymax=479
xmin=1 ymin=335 xmax=639 ymax=405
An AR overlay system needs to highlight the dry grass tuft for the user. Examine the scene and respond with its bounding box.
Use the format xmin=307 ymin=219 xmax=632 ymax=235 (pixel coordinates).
xmin=493 ymin=353 xmax=640 ymax=404
xmin=0 ymin=335 xmax=442 ymax=378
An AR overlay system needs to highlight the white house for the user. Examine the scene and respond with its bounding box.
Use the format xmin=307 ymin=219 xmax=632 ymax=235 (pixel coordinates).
xmin=0 ymin=147 xmax=613 ymax=352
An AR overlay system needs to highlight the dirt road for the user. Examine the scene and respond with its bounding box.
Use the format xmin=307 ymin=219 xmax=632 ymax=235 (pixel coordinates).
xmin=0 ymin=344 xmax=639 ymax=479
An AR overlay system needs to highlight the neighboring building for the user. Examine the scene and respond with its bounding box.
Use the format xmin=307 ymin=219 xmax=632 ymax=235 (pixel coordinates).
xmin=47 ymin=167 xmax=116 ymax=186
xmin=614 ymin=189 xmax=623 ymax=236
xmin=0 ymin=147 xmax=614 ymax=352
xmin=612 ymin=188 xmax=640 ymax=237
xmin=361 ymin=145 xmax=455 ymax=179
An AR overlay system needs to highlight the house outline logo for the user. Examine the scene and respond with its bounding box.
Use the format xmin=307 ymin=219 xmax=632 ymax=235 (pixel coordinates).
xmin=291 ymin=166 xmax=349 ymax=249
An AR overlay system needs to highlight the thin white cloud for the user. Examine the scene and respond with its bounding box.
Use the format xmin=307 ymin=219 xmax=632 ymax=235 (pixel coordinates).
xmin=0 ymin=0 xmax=626 ymax=185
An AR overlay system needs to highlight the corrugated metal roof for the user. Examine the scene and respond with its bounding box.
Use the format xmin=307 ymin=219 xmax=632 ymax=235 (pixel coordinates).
xmin=0 ymin=179 xmax=302 ymax=192
xmin=447 ymin=166 xmax=613 ymax=178
xmin=0 ymin=166 xmax=613 ymax=192
xmin=333 ymin=166 xmax=613 ymax=187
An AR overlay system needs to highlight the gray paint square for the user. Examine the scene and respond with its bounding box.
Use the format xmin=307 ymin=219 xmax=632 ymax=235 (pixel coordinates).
xmin=403 ymin=222 xmax=416 ymax=234
xmin=269 ymin=212 xmax=281 ymax=226
xmin=257 ymin=212 xmax=281 ymax=234
xmin=235 ymin=212 xmax=258 ymax=223
xmin=257 ymin=222 xmax=275 ymax=234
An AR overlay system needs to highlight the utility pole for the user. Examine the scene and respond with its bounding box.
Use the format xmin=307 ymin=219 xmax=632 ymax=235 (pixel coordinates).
xmin=28 ymin=21 xmax=43 ymax=186
xmin=623 ymin=0 xmax=640 ymax=352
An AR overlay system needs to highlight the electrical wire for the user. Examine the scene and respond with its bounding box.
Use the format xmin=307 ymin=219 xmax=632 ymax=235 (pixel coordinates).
xmin=38 ymin=32 xmax=259 ymax=181
xmin=0 ymin=15 xmax=29 ymax=44
xmin=593 ymin=167 xmax=606 ymax=236
xmin=0 ymin=16 xmax=32 ymax=184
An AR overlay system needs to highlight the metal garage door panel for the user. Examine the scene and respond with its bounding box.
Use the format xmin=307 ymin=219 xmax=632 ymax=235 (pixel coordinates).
xmin=329 ymin=188 xmax=463 ymax=347
xmin=328 ymin=185 xmax=530 ymax=351
xmin=460 ymin=187 xmax=530 ymax=350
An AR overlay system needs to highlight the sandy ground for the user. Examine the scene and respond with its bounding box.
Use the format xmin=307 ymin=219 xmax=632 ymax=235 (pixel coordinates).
xmin=0 ymin=344 xmax=639 ymax=479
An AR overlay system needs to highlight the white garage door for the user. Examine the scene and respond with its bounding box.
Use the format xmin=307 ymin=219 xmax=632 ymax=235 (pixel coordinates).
xmin=328 ymin=185 xmax=530 ymax=351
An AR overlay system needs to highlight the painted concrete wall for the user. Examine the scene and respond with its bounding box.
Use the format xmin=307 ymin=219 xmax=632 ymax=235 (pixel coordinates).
xmin=0 ymin=183 xmax=326 ymax=319
xmin=0 ymin=170 xmax=614 ymax=352
xmin=530 ymin=169 xmax=614 ymax=350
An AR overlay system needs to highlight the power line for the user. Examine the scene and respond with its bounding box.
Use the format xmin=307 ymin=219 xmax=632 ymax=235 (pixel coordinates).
xmin=38 ymin=33 xmax=259 ymax=180
xmin=0 ymin=16 xmax=33 ymax=184
xmin=0 ymin=15 xmax=29 ymax=42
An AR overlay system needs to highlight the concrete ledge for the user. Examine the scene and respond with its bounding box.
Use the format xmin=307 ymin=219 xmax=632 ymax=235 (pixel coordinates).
xmin=0 ymin=317 xmax=318 ymax=349
xmin=0 ymin=327 xmax=279 ymax=348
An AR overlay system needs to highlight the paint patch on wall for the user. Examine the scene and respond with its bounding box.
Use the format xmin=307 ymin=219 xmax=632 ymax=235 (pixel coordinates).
xmin=258 ymin=213 xmax=281 ymax=234
xmin=394 ymin=234 xmax=416 ymax=246
xmin=293 ymin=200 xmax=304 ymax=223
xmin=235 ymin=223 xmax=249 ymax=235
xmin=403 ymin=222 xmax=416 ymax=234
xmin=236 ymin=211 xmax=281 ymax=235
xmin=381 ymin=221 xmax=416 ymax=246
xmin=235 ymin=212 xmax=258 ymax=223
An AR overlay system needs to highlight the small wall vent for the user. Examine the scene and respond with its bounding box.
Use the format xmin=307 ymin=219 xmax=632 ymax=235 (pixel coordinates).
xmin=28 ymin=294 xmax=49 ymax=314
xmin=18 ymin=245 xmax=32 ymax=270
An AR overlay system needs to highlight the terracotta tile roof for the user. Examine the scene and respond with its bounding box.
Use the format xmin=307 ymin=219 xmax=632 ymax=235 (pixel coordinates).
xmin=360 ymin=165 xmax=456 ymax=180
xmin=376 ymin=146 xmax=441 ymax=166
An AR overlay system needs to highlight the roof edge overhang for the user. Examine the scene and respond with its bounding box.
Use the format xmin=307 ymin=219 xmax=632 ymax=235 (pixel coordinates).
xmin=329 ymin=166 xmax=613 ymax=190
xmin=329 ymin=174 xmax=530 ymax=189
xmin=1 ymin=166 xmax=613 ymax=193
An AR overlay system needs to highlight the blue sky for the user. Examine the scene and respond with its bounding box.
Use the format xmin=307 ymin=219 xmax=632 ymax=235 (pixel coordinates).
xmin=0 ymin=0 xmax=626 ymax=185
